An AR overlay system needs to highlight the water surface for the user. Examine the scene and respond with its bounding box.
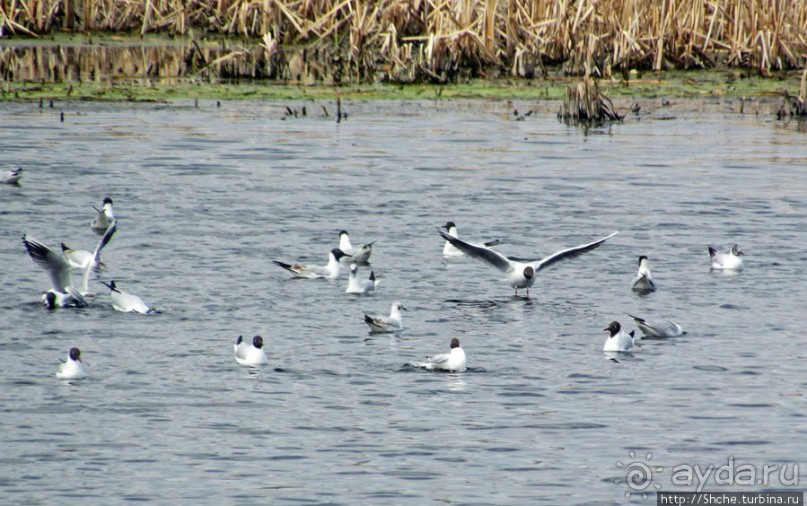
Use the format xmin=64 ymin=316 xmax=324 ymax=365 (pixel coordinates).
xmin=1 ymin=99 xmax=805 ymax=504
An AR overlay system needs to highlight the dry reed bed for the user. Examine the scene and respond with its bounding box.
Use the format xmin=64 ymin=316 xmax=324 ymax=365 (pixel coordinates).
xmin=1 ymin=0 xmax=806 ymax=84
xmin=0 ymin=44 xmax=253 ymax=82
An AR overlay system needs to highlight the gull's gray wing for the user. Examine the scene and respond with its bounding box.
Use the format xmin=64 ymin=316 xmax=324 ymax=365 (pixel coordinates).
xmin=92 ymin=219 xmax=117 ymax=263
xmin=533 ymin=231 xmax=619 ymax=272
xmin=438 ymin=230 xmax=512 ymax=273
xmin=65 ymin=287 xmax=88 ymax=307
xmin=628 ymin=314 xmax=647 ymax=325
xmin=22 ymin=235 xmax=72 ymax=292
xmin=429 ymin=352 xmax=450 ymax=366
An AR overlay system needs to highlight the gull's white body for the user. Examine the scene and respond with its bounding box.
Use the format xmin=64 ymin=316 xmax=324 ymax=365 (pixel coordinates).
xmin=233 ymin=335 xmax=269 ymax=366
xmin=709 ymin=245 xmax=744 ymax=270
xmin=41 ymin=288 xmax=87 ymax=309
xmin=22 ymin=235 xmax=89 ymax=308
xmin=346 ymin=264 xmax=379 ymax=294
xmin=2 ymin=167 xmax=23 ymax=184
xmin=439 ymin=229 xmax=619 ymax=296
xmin=91 ymin=197 xmax=115 ymax=235
xmin=603 ymin=321 xmax=635 ymax=352
xmin=56 ymin=348 xmax=86 ymax=380
xmin=629 ymin=314 xmax=684 ymax=338
xmin=442 ymin=222 xmax=464 ymax=258
xmin=632 ymin=256 xmax=657 ymax=292
xmin=62 ymin=220 xmax=117 ymax=271
xmin=364 ymin=302 xmax=405 ymax=333
xmin=273 ymin=249 xmax=347 ymax=279
xmin=338 ymin=231 xmax=374 ymax=265
xmin=412 ymin=338 xmax=467 ymax=372
xmin=102 ymin=280 xmax=151 ymax=314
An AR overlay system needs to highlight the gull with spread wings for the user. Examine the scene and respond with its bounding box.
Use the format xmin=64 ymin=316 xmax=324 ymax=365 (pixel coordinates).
xmin=438 ymin=229 xmax=619 ymax=296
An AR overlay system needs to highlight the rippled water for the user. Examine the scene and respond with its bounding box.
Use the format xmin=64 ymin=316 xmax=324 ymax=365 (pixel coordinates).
xmin=1 ymin=99 xmax=805 ymax=504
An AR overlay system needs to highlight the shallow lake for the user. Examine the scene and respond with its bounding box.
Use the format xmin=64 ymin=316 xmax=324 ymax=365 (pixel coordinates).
xmin=1 ymin=98 xmax=805 ymax=504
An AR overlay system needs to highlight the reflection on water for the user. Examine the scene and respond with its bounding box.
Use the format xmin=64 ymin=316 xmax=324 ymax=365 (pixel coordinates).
xmin=0 ymin=99 xmax=805 ymax=504
xmin=1 ymin=42 xmax=342 ymax=83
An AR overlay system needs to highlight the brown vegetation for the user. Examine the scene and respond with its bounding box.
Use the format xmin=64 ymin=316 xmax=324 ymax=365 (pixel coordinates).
xmin=558 ymin=77 xmax=624 ymax=123
xmin=1 ymin=0 xmax=806 ymax=84
xmin=780 ymin=66 xmax=807 ymax=117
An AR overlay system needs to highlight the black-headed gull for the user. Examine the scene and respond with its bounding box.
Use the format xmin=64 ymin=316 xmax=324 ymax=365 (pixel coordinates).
xmin=56 ymin=347 xmax=87 ymax=380
xmin=442 ymin=221 xmax=503 ymax=258
xmin=101 ymin=280 xmax=152 ymax=314
xmin=1 ymin=167 xmax=23 ymax=185
xmin=91 ymin=197 xmax=115 ymax=235
xmin=631 ymin=255 xmax=657 ymax=293
xmin=411 ymin=338 xmax=467 ymax=372
xmin=628 ymin=314 xmax=685 ymax=338
xmin=364 ymin=301 xmax=405 ymax=333
xmin=708 ymin=245 xmax=744 ymax=270
xmin=273 ymin=248 xmax=348 ymax=279
xmin=346 ymin=263 xmax=379 ymax=294
xmin=61 ymin=219 xmax=117 ymax=271
xmin=438 ymin=229 xmax=619 ymax=296
xmin=233 ymin=335 xmax=269 ymax=366
xmin=22 ymin=235 xmax=88 ymax=308
xmin=338 ymin=230 xmax=374 ymax=265
xmin=603 ymin=321 xmax=635 ymax=352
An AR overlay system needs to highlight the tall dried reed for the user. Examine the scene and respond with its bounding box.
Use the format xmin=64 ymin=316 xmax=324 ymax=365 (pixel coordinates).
xmin=1 ymin=0 xmax=805 ymax=83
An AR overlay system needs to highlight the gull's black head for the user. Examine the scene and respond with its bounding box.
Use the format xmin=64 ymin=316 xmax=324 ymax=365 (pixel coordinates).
xmin=450 ymin=338 xmax=460 ymax=349
xmin=443 ymin=221 xmax=456 ymax=231
xmin=604 ymin=321 xmax=621 ymax=337
xmin=69 ymin=347 xmax=82 ymax=361
xmin=252 ymin=336 xmax=264 ymax=349
xmin=731 ymin=244 xmax=744 ymax=256
xmin=103 ymin=197 xmax=113 ymax=206
xmin=523 ymin=266 xmax=534 ymax=279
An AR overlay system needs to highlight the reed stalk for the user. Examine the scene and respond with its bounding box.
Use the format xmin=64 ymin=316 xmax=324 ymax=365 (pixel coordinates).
xmin=558 ymin=76 xmax=624 ymax=123
xmin=1 ymin=0 xmax=805 ymax=84
xmin=786 ymin=65 xmax=807 ymax=116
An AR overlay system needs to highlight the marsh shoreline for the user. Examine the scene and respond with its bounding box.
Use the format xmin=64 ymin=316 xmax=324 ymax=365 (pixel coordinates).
xmin=1 ymin=32 xmax=805 ymax=110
